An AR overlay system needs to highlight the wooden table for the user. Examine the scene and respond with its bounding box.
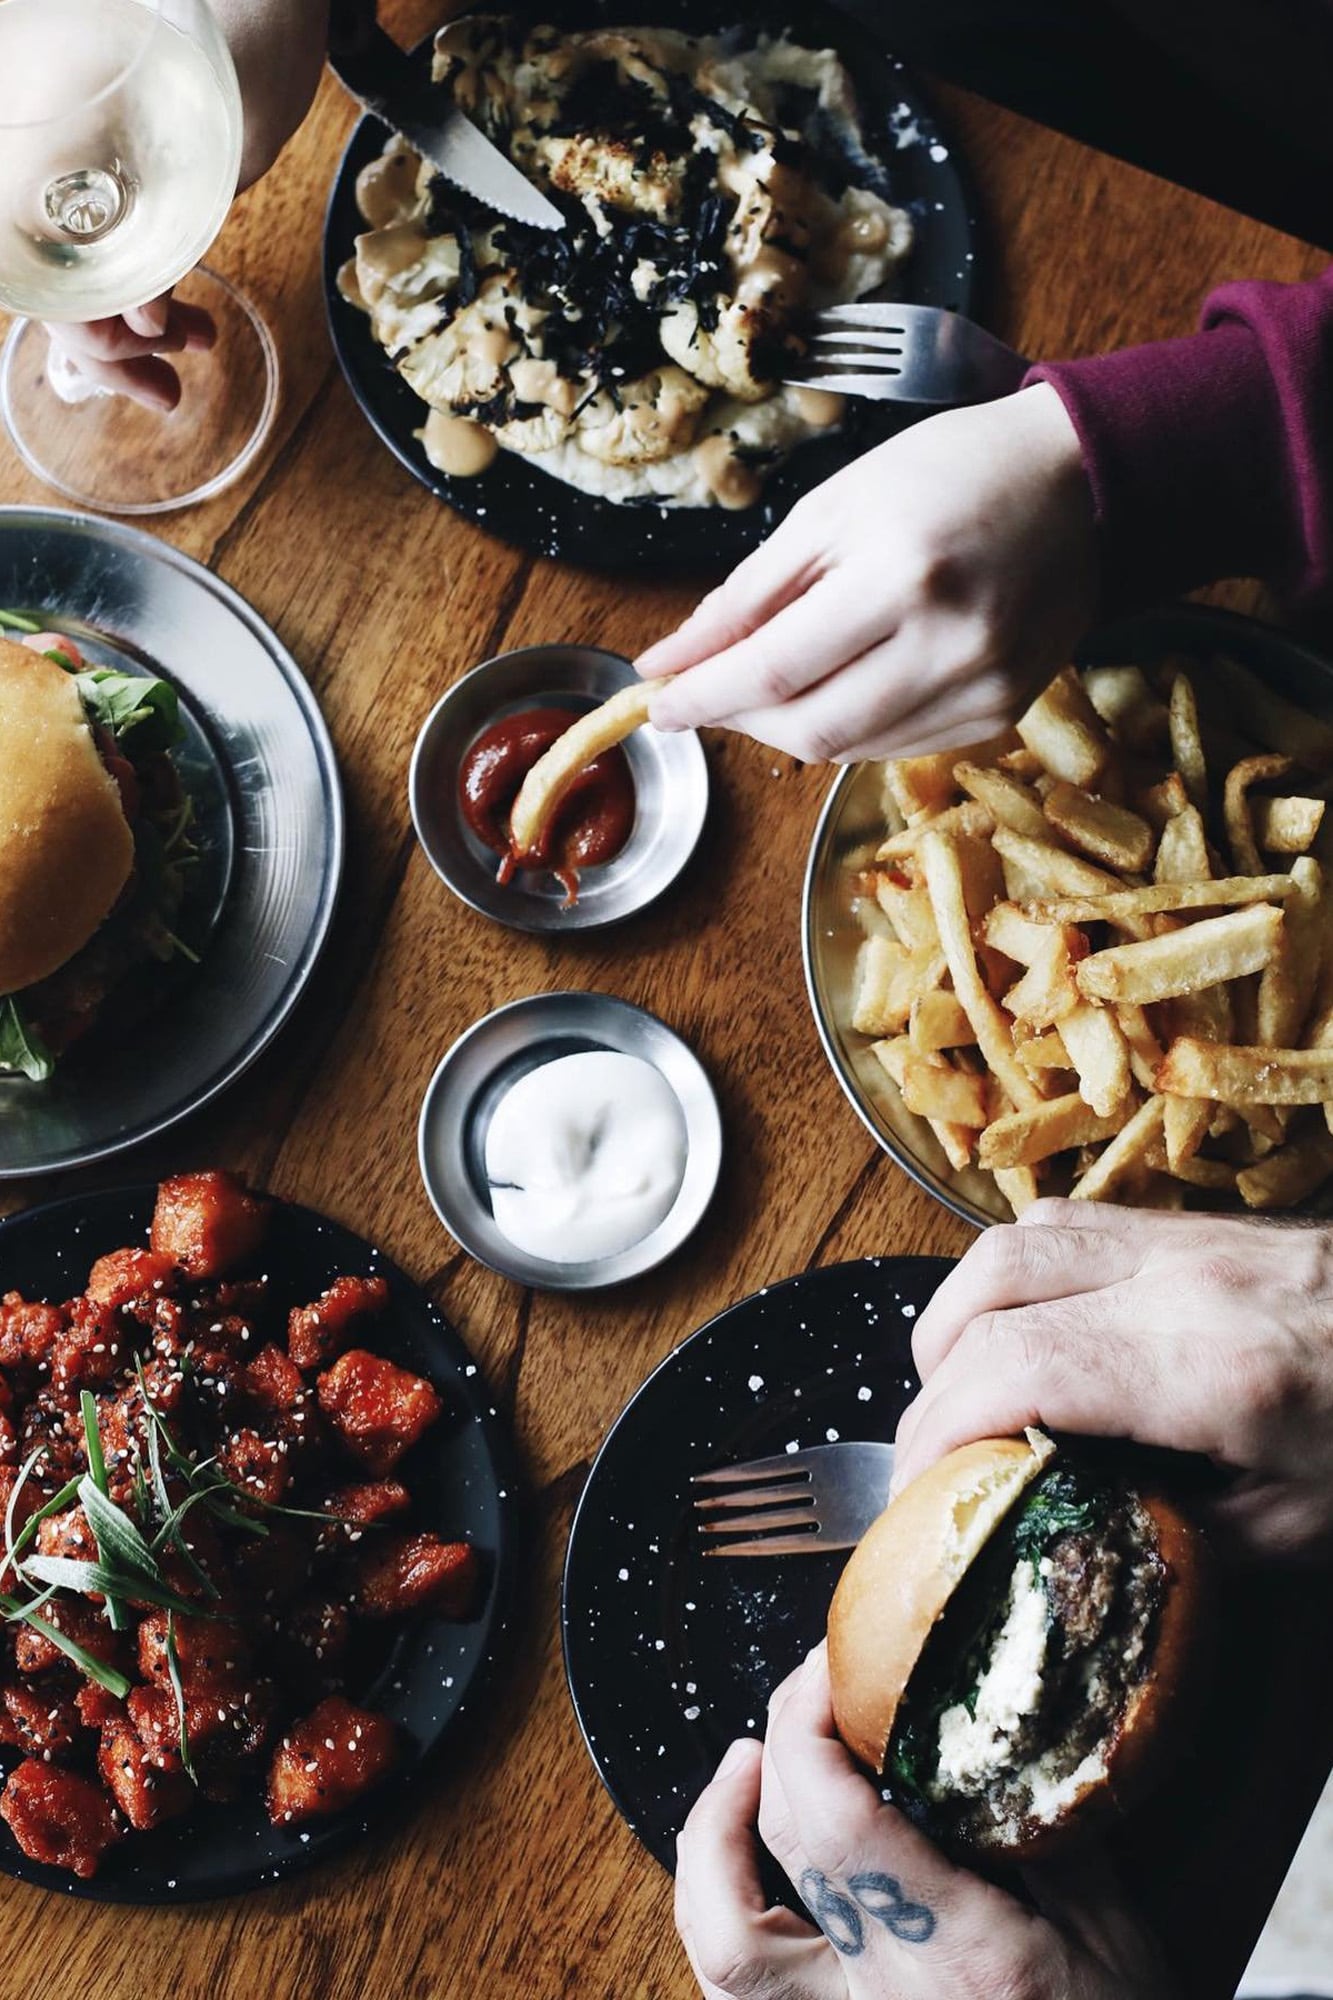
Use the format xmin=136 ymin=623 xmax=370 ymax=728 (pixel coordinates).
xmin=2 ymin=12 xmax=1330 ymax=1996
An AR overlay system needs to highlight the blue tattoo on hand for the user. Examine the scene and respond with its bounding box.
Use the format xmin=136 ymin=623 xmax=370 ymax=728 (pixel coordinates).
xmin=798 ymin=1866 xmax=937 ymax=1954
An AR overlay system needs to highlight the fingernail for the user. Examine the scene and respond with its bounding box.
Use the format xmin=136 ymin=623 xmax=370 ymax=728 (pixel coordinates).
xmin=140 ymin=297 xmax=169 ymax=336
xmin=715 ymin=1738 xmax=751 ymax=1779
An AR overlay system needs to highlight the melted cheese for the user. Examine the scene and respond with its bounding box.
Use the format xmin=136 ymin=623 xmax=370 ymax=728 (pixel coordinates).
xmin=933 ymin=1560 xmax=1051 ymax=1796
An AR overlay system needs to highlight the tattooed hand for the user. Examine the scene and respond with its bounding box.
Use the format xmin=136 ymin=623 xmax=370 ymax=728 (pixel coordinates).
xmin=674 ymin=1645 xmax=1176 ymax=2000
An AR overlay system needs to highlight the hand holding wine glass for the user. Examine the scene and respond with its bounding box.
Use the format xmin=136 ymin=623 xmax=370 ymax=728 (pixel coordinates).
xmin=0 ymin=0 xmax=279 ymax=511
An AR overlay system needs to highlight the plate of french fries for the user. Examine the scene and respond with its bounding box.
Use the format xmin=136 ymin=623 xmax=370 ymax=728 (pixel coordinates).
xmin=803 ymin=606 xmax=1333 ymax=1224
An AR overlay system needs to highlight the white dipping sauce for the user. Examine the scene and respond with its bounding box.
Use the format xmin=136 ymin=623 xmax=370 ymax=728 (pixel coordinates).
xmin=484 ymin=1051 xmax=687 ymax=1264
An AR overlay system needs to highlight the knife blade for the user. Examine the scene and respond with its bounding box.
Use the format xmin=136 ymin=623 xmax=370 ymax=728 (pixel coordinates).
xmin=328 ymin=0 xmax=563 ymax=232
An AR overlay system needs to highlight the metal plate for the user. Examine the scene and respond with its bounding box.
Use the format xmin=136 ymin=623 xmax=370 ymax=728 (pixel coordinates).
xmin=0 ymin=1183 xmax=520 ymax=1903
xmin=0 ymin=507 xmax=342 ymax=1179
xmin=418 ymin=991 xmax=722 ymax=1289
xmin=562 ymin=1256 xmax=948 ymax=1866
xmin=322 ymin=0 xmax=980 ymax=571
xmin=409 ymin=644 xmax=709 ymax=931
xmin=802 ymin=604 xmax=1333 ymax=1230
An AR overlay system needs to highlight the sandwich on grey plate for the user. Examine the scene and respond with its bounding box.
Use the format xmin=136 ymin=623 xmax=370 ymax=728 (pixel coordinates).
xmin=341 ymin=19 xmax=913 ymax=509
xmin=0 ymin=632 xmax=201 ymax=1082
xmin=827 ymin=1429 xmax=1211 ymax=1859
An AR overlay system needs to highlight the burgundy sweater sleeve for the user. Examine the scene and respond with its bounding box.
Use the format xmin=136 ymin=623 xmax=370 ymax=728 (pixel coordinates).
xmin=1024 ymin=266 xmax=1333 ymax=612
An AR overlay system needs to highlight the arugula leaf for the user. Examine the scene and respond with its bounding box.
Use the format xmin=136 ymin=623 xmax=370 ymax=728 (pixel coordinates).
xmin=0 ymin=998 xmax=54 ymax=1082
xmin=72 ymin=666 xmax=183 ymax=755
xmin=1010 ymin=1467 xmax=1105 ymax=1564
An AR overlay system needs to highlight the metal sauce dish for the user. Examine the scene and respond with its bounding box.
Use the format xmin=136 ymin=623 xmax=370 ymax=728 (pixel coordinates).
xmin=418 ymin=993 xmax=722 ymax=1290
xmin=409 ymin=644 xmax=708 ymax=932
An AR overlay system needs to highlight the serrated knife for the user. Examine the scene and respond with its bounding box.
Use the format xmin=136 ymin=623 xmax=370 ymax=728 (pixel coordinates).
xmin=327 ymin=0 xmax=563 ymax=231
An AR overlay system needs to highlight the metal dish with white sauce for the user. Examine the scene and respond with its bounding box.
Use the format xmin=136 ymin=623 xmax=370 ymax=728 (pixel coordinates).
xmin=410 ymin=643 xmax=708 ymax=931
xmin=417 ymin=991 xmax=722 ymax=1288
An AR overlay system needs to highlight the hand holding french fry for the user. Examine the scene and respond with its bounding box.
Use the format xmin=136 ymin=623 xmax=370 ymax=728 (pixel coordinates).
xmin=895 ymin=1199 xmax=1333 ymax=1561
xmin=636 ymin=385 xmax=1096 ymax=762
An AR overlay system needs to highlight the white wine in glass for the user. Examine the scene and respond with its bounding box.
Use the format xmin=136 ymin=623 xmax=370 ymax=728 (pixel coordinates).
xmin=0 ymin=0 xmax=279 ymax=513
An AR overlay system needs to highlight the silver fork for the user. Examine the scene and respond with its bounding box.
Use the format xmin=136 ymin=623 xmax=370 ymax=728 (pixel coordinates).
xmin=786 ymin=303 xmax=1030 ymax=405
xmin=692 ymin=1441 xmax=894 ymax=1557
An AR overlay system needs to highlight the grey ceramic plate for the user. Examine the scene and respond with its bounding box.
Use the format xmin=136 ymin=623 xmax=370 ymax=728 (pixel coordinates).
xmin=0 ymin=508 xmax=342 ymax=1178
xmin=418 ymin=991 xmax=722 ymax=1288
xmin=802 ymin=604 xmax=1333 ymax=1230
xmin=410 ymin=645 xmax=708 ymax=932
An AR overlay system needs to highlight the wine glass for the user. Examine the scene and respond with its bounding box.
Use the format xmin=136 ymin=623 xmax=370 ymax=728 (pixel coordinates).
xmin=0 ymin=0 xmax=279 ymax=514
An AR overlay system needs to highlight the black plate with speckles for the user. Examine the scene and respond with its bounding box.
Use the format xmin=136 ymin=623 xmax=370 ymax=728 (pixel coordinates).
xmin=561 ymin=1256 xmax=952 ymax=1868
xmin=322 ymin=1 xmax=980 ymax=571
xmin=0 ymin=1185 xmax=520 ymax=1904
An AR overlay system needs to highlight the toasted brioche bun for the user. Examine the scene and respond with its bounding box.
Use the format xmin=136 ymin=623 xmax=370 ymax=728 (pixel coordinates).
xmin=827 ymin=1435 xmax=1210 ymax=1861
xmin=828 ymin=1431 xmax=1055 ymax=1773
xmin=0 ymin=640 xmax=134 ymax=996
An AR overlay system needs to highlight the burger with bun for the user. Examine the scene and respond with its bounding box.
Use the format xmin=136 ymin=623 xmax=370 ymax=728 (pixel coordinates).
xmin=827 ymin=1429 xmax=1209 ymax=1861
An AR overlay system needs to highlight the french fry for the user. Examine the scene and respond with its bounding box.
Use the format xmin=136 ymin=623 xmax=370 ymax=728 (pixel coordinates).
xmin=1210 ymin=654 xmax=1333 ymax=772
xmin=1144 ymin=1146 xmax=1238 ymax=1194
xmin=871 ymin=1037 xmax=973 ymax=1172
xmin=875 ymin=801 xmax=994 ymax=860
xmin=1163 ymin=1093 xmax=1212 ymax=1170
xmin=509 ymin=682 xmax=653 ymax=859
xmin=919 ymin=830 xmax=1042 ymax=1109
xmin=873 ymin=879 xmax=940 ymax=952
xmin=1021 ymin=873 xmax=1294 ymax=925
xmin=901 ymin=1052 xmax=989 ymax=1129
xmin=1075 ymin=904 xmax=1284 ymax=1005
xmin=851 ymin=936 xmax=946 ymax=1037
xmin=885 ymin=753 xmax=962 ymax=823
xmin=954 ymin=761 xmax=1049 ymax=841
xmin=1135 ymin=771 xmax=1190 ymax=831
xmin=1068 ymin=1096 xmax=1166 ymax=1201
xmin=978 ymin=1092 xmax=1125 ymax=1169
xmin=1224 ymin=753 xmax=1293 ymax=875
xmin=1254 ymin=795 xmax=1325 ymax=854
xmin=992 ymin=828 xmax=1123 ymax=901
xmin=1016 ymin=1029 xmax=1072 ymax=1072
xmin=1236 ymin=1126 xmax=1333 ymax=1208
xmin=1154 ymin=807 xmax=1211 ymax=885
xmin=1041 ymin=782 xmax=1155 ymax=874
xmin=1156 ymin=1037 xmax=1333 ymax=1105
xmin=909 ymin=990 xmax=974 ymax=1054
xmin=1082 ymin=664 xmax=1170 ymax=753
xmin=1168 ymin=674 xmax=1208 ymax=813
xmin=1257 ymin=856 xmax=1322 ymax=1047
xmin=997 ymin=747 xmax=1045 ymax=781
xmin=1115 ymin=1003 xmax=1165 ymax=1092
xmin=983 ymin=902 xmax=1066 ymax=965
xmin=1003 ymin=929 xmax=1083 ymax=1030
xmin=1059 ymin=1002 xmax=1133 ymax=1117
xmin=992 ymin=1165 xmax=1040 ymax=1215
xmin=1017 ymin=668 xmax=1111 ymax=787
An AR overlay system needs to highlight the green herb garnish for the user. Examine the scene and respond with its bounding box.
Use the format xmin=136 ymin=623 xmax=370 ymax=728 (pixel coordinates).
xmin=80 ymin=1391 xmax=128 ymax=1632
xmin=164 ymin=1611 xmax=196 ymax=1784
xmin=72 ymin=666 xmax=183 ymax=755
xmin=0 ymin=1594 xmax=132 ymax=1698
xmin=0 ymin=998 xmax=55 ymax=1082
xmin=0 ymin=608 xmax=40 ymax=633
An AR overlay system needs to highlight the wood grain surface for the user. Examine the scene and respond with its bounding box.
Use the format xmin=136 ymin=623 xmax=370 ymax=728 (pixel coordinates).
xmin=0 ymin=13 xmax=1330 ymax=1996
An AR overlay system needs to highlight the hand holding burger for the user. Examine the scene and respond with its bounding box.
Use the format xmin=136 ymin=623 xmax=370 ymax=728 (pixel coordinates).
xmin=675 ymin=1645 xmax=1177 ymax=2000
xmin=895 ymin=1200 xmax=1333 ymax=1560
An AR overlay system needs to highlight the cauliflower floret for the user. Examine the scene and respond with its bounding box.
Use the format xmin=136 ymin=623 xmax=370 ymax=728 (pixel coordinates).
xmin=575 ymin=366 xmax=710 ymax=466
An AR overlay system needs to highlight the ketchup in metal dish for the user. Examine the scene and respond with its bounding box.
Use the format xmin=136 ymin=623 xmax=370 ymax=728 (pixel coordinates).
xmin=457 ymin=706 xmax=635 ymax=904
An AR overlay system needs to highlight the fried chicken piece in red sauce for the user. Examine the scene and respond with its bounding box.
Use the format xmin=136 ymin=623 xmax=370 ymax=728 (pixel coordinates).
xmin=266 ymin=1696 xmax=397 ymax=1826
xmin=288 ymin=1275 xmax=389 ymax=1372
xmin=14 ymin=1599 xmax=129 ymax=1679
xmin=0 ymin=1759 xmax=122 ymax=1877
xmin=0 ymin=1294 xmax=64 ymax=1375
xmin=97 ymin=1716 xmax=193 ymax=1831
xmin=150 ymin=1171 xmax=270 ymax=1280
xmin=353 ymin=1534 xmax=478 ymax=1620
xmin=2 ymin=1679 xmax=86 ymax=1760
xmin=316 ymin=1350 xmax=441 ymax=1475
xmin=85 ymin=1248 xmax=177 ymax=1312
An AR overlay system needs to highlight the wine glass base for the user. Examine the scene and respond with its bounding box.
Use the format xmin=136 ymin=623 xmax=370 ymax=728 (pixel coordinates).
xmin=0 ymin=266 xmax=279 ymax=516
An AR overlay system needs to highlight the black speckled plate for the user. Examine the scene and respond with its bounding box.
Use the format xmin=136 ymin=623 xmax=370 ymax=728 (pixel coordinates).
xmin=323 ymin=1 xmax=980 ymax=571
xmin=0 ymin=1184 xmax=520 ymax=1904
xmin=561 ymin=1256 xmax=951 ymax=1868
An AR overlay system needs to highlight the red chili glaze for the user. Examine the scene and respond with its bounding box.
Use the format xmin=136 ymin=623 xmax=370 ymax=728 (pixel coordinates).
xmin=457 ymin=705 xmax=635 ymax=904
